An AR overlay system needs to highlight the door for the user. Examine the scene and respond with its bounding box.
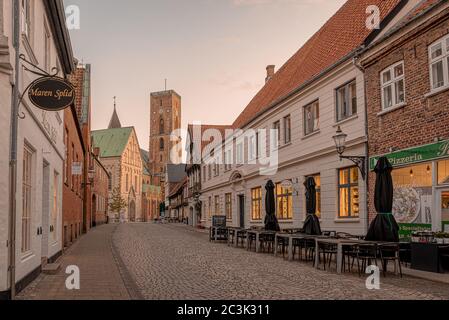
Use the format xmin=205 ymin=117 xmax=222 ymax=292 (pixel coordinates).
xmin=41 ymin=162 xmax=50 ymax=264
xmin=129 ymin=201 xmax=136 ymax=222
xmin=238 ymin=195 xmax=245 ymax=229
xmin=438 ymin=190 xmax=449 ymax=232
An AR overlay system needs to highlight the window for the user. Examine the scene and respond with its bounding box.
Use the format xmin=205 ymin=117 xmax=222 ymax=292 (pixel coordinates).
xmin=236 ymin=142 xmax=244 ymax=165
xmin=214 ymin=195 xmax=220 ymax=215
xmin=251 ymin=187 xmax=262 ymax=220
xmin=208 ymin=197 xmax=212 ymax=219
xmin=381 ymin=62 xmax=405 ymax=110
xmin=52 ymin=172 xmax=59 ymax=240
xmin=225 ymin=193 xmax=232 ymax=220
xmin=336 ymin=80 xmax=357 ymax=121
xmin=273 ymin=121 xmax=281 ymax=147
xmin=44 ymin=23 xmax=51 ymax=72
xmin=284 ymin=115 xmax=291 ymax=144
xmin=21 ymin=0 xmax=31 ymax=38
xmin=304 ymin=101 xmax=319 ymax=136
xmin=108 ymin=172 xmax=112 ymax=190
xmin=208 ymin=164 xmax=212 ymax=180
xmin=438 ymin=159 xmax=449 ymax=185
xmin=159 ymin=118 xmax=164 ymax=134
xmin=256 ymin=131 xmax=262 ymax=158
xmin=248 ymin=135 xmax=256 ymax=161
xmin=306 ymin=174 xmax=321 ymax=218
xmin=71 ymin=143 xmax=75 ymax=190
xmin=338 ymin=167 xmax=360 ymax=218
xmin=224 ymin=150 xmax=232 ymax=171
xmin=276 ymin=182 xmax=293 ymax=220
xmin=22 ymin=145 xmax=33 ymax=253
xmin=126 ymin=174 xmax=129 ymax=191
xmin=429 ymin=35 xmax=449 ymax=90
xmin=159 ymin=138 xmax=165 ymax=151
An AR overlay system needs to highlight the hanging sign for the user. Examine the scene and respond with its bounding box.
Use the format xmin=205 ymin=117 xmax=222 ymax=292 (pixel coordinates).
xmin=28 ymin=77 xmax=75 ymax=111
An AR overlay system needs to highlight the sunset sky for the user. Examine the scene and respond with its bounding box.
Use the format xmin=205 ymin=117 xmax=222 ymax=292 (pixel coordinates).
xmin=66 ymin=0 xmax=346 ymax=149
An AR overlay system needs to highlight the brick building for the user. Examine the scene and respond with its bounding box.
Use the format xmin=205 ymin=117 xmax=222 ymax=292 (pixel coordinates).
xmin=62 ymin=106 xmax=85 ymax=248
xmin=361 ymin=0 xmax=449 ymax=237
xmin=149 ymin=90 xmax=182 ymax=195
xmin=91 ymin=148 xmax=110 ymax=226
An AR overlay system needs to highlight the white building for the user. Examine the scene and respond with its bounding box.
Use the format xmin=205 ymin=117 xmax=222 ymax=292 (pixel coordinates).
xmin=0 ymin=0 xmax=74 ymax=298
xmin=199 ymin=0 xmax=406 ymax=235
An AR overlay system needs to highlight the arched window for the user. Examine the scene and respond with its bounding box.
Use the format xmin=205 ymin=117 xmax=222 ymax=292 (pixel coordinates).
xmin=159 ymin=118 xmax=164 ymax=134
xmin=108 ymin=172 xmax=112 ymax=190
xmin=159 ymin=138 xmax=165 ymax=151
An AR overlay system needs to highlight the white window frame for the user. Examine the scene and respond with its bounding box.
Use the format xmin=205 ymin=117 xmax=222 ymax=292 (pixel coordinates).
xmin=283 ymin=115 xmax=291 ymax=144
xmin=303 ymin=100 xmax=320 ymax=136
xmin=336 ymin=80 xmax=357 ymax=121
xmin=236 ymin=142 xmax=244 ymax=165
xmin=429 ymin=35 xmax=449 ymax=91
xmin=22 ymin=144 xmax=33 ymax=253
xmin=248 ymin=134 xmax=256 ymax=161
xmin=380 ymin=61 xmax=405 ymax=110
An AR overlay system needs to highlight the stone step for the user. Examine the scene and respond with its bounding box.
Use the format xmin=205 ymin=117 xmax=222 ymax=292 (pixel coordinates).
xmin=42 ymin=263 xmax=61 ymax=275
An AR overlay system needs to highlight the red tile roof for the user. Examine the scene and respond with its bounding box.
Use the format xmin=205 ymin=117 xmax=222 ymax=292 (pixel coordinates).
xmin=397 ymin=0 xmax=442 ymax=25
xmin=232 ymin=0 xmax=402 ymax=129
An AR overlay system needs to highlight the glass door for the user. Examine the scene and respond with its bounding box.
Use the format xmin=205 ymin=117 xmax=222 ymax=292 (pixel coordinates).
xmin=440 ymin=190 xmax=449 ymax=232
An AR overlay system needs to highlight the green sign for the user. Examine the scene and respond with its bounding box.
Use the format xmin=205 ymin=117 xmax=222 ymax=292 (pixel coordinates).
xmin=399 ymin=223 xmax=432 ymax=240
xmin=370 ymin=140 xmax=449 ymax=170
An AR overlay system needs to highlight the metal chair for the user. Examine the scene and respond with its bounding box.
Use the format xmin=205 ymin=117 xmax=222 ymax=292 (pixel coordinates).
xmin=378 ymin=243 xmax=403 ymax=277
xmin=355 ymin=243 xmax=379 ymax=277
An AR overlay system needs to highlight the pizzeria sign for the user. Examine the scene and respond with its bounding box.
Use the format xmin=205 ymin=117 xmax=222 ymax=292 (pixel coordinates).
xmin=370 ymin=140 xmax=449 ymax=170
xmin=28 ymin=77 xmax=75 ymax=111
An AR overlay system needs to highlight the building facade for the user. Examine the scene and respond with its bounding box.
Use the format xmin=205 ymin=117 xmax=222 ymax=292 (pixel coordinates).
xmin=0 ymin=0 xmax=74 ymax=298
xmin=92 ymin=108 xmax=143 ymax=223
xmin=62 ymin=106 xmax=85 ymax=248
xmin=199 ymin=0 xmax=405 ymax=236
xmin=91 ymin=148 xmax=109 ymax=226
xmin=362 ymin=0 xmax=449 ymax=238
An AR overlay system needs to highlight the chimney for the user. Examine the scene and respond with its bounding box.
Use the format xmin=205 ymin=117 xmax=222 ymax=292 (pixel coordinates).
xmin=266 ymin=65 xmax=275 ymax=83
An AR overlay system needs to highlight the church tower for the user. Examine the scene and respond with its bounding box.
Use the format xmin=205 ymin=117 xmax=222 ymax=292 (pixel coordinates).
xmin=149 ymin=90 xmax=182 ymax=188
xmin=108 ymin=96 xmax=122 ymax=129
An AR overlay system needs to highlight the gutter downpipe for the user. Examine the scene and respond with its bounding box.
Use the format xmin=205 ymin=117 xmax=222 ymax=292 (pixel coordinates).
xmin=353 ymin=47 xmax=371 ymax=235
xmin=9 ymin=0 xmax=21 ymax=300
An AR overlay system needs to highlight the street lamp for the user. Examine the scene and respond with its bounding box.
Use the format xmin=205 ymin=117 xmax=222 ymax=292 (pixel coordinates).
xmin=332 ymin=126 xmax=366 ymax=180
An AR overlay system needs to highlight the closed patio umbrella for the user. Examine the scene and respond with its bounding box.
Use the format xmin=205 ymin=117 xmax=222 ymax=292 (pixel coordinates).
xmin=366 ymin=157 xmax=399 ymax=242
xmin=264 ymin=180 xmax=280 ymax=231
xmin=302 ymin=177 xmax=322 ymax=235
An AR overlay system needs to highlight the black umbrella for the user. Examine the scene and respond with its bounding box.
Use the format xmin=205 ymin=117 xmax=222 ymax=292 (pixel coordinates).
xmin=366 ymin=157 xmax=400 ymax=242
xmin=302 ymin=177 xmax=322 ymax=235
xmin=264 ymin=180 xmax=280 ymax=231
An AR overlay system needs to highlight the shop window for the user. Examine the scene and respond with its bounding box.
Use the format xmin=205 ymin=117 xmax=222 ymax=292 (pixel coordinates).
xmin=338 ymin=167 xmax=359 ymax=218
xmin=429 ymin=35 xmax=449 ymax=90
xmin=276 ymin=182 xmax=293 ymax=220
xmin=391 ymin=163 xmax=433 ymax=225
xmin=438 ymin=159 xmax=449 ymax=184
xmin=251 ymin=187 xmax=262 ymax=220
xmin=336 ymin=80 xmax=357 ymax=121
xmin=306 ymin=174 xmax=321 ymax=218
xmin=304 ymin=100 xmax=320 ymax=136
xmin=381 ymin=61 xmax=405 ymax=110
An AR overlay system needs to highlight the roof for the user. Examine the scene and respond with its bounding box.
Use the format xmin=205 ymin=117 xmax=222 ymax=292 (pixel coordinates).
xmin=140 ymin=149 xmax=150 ymax=175
xmin=187 ymin=124 xmax=233 ymax=153
xmin=168 ymin=177 xmax=187 ymax=198
xmin=166 ymin=164 xmax=187 ymax=183
xmin=108 ymin=106 xmax=122 ymax=129
xmin=91 ymin=127 xmax=133 ymax=158
xmin=232 ymin=0 xmax=403 ymax=129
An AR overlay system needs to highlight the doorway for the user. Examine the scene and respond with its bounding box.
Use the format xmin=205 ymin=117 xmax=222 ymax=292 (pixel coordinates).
xmin=238 ymin=195 xmax=245 ymax=229
xmin=41 ymin=161 xmax=50 ymax=264
xmin=129 ymin=200 xmax=136 ymax=222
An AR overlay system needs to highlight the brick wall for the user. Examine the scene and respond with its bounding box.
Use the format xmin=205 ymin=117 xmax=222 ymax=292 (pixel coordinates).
xmin=364 ymin=11 xmax=449 ymax=221
xmin=62 ymin=108 xmax=85 ymax=247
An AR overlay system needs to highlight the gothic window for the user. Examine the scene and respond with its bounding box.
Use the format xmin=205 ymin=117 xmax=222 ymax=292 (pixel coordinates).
xmin=160 ymin=118 xmax=164 ymax=134
xmin=160 ymin=138 xmax=165 ymax=151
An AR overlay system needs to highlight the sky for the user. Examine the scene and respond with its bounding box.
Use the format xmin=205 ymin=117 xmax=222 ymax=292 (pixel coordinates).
xmin=66 ymin=0 xmax=346 ymax=150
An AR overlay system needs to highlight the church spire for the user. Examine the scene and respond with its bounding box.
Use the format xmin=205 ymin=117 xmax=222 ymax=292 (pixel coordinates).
xmin=108 ymin=96 xmax=122 ymax=129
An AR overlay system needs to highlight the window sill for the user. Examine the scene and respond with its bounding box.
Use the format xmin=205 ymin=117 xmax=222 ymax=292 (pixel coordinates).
xmin=334 ymin=218 xmax=360 ymax=223
xmin=301 ymin=130 xmax=321 ymax=140
xmin=278 ymin=220 xmax=294 ymax=224
xmin=333 ymin=114 xmax=358 ymax=127
xmin=425 ymin=85 xmax=449 ymax=98
xmin=377 ymin=103 xmax=407 ymax=116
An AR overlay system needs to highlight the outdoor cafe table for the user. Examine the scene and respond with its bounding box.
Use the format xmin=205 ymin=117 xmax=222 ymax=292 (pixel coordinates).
xmin=226 ymin=227 xmax=244 ymax=247
xmin=246 ymin=230 xmax=276 ymax=253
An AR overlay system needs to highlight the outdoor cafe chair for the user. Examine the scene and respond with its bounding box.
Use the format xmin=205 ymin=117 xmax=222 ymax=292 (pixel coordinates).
xmin=355 ymin=243 xmax=379 ymax=277
xmin=236 ymin=230 xmax=247 ymax=248
xmin=247 ymin=231 xmax=257 ymax=251
xmin=316 ymin=241 xmax=338 ymax=271
xmin=378 ymin=243 xmax=403 ymax=277
xmin=260 ymin=233 xmax=275 ymax=253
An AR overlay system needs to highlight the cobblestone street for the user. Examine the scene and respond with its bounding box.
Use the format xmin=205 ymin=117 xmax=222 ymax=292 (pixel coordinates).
xmin=113 ymin=223 xmax=449 ymax=300
xmin=18 ymin=223 xmax=449 ymax=300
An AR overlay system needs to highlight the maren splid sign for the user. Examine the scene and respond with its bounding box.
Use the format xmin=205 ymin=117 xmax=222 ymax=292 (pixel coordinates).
xmin=28 ymin=77 xmax=75 ymax=111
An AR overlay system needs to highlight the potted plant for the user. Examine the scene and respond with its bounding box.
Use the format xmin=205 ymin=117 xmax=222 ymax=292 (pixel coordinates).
xmin=435 ymin=232 xmax=445 ymax=244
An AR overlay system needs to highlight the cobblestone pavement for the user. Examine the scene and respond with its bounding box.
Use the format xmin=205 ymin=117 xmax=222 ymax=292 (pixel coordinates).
xmin=18 ymin=224 xmax=138 ymax=300
xmin=113 ymin=223 xmax=449 ymax=300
